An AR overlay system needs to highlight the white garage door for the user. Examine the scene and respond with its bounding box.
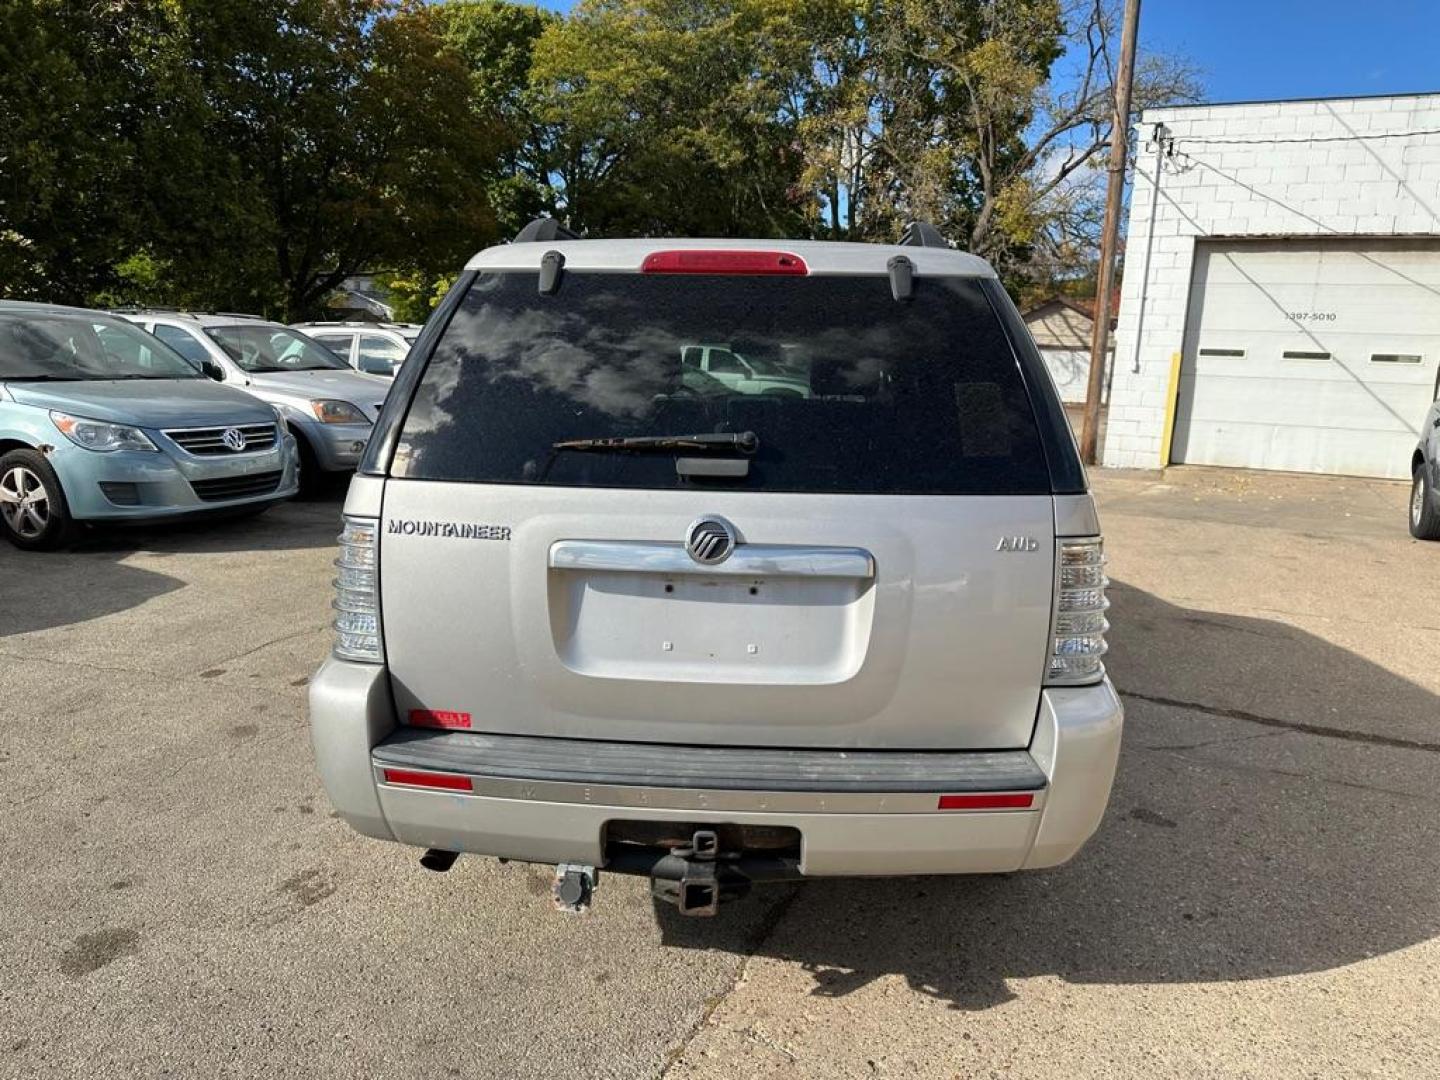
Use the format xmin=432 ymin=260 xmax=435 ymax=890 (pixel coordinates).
xmin=1172 ymin=239 xmax=1440 ymax=478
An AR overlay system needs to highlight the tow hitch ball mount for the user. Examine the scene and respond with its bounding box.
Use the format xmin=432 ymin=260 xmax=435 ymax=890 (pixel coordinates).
xmin=649 ymin=829 xmax=748 ymax=917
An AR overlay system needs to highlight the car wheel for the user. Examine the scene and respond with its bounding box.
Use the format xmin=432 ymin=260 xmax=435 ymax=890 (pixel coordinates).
xmin=292 ymin=431 xmax=325 ymax=497
xmin=1410 ymin=465 xmax=1440 ymax=540
xmin=0 ymin=449 xmax=75 ymax=551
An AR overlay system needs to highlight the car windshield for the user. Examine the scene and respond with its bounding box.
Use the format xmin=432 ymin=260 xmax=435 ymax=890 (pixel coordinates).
xmin=727 ymin=340 xmax=789 ymax=376
xmin=205 ymin=324 xmax=351 ymax=373
xmin=393 ymin=272 xmax=1051 ymax=495
xmin=0 ymin=312 xmax=203 ymax=381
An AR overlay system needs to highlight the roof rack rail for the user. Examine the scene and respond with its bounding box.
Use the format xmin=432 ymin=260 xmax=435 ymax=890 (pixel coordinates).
xmin=213 ymin=311 xmax=264 ymax=320
xmin=899 ymin=221 xmax=951 ymax=249
xmin=513 ymin=217 xmax=579 ymax=244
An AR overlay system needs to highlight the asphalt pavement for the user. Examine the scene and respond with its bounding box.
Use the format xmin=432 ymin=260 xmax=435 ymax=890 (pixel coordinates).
xmin=1 ymin=466 xmax=1436 ymax=1079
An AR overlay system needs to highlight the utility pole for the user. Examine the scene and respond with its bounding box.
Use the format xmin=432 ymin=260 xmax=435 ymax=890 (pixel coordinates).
xmin=1079 ymin=0 xmax=1141 ymax=465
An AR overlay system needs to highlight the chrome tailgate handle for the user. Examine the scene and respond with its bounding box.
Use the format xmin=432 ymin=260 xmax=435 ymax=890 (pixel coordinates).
xmin=549 ymin=540 xmax=874 ymax=579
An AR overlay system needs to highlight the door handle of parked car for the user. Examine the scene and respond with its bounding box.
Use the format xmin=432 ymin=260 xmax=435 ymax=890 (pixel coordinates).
xmin=549 ymin=540 xmax=874 ymax=579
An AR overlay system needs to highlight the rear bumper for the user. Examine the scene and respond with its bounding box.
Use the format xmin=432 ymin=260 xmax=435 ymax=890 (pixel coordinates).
xmin=309 ymin=658 xmax=1122 ymax=876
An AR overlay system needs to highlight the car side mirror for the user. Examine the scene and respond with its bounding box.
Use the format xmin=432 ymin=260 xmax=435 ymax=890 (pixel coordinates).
xmin=201 ymin=359 xmax=225 ymax=381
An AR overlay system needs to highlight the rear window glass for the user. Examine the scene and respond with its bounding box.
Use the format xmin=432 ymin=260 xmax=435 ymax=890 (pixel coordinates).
xmin=391 ymin=272 xmax=1049 ymax=494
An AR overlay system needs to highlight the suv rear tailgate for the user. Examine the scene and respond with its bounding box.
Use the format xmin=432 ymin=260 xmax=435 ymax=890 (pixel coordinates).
xmin=380 ymin=483 xmax=1053 ymax=749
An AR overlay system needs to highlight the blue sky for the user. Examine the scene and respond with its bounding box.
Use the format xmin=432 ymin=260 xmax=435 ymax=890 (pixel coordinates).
xmin=1143 ymin=1 xmax=1439 ymax=103
xmin=532 ymin=1 xmax=1440 ymax=105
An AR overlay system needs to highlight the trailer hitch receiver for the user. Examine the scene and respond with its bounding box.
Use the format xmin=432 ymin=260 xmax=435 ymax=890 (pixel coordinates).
xmin=650 ymin=829 xmax=750 ymax=917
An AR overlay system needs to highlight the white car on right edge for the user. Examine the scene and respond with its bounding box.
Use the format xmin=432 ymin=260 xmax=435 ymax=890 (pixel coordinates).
xmin=308 ymin=219 xmax=1123 ymax=919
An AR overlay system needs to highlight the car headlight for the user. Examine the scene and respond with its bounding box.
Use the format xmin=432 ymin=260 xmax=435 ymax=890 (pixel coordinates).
xmin=50 ymin=411 xmax=158 ymax=452
xmin=309 ymin=399 xmax=370 ymax=425
xmin=270 ymin=403 xmax=290 ymax=426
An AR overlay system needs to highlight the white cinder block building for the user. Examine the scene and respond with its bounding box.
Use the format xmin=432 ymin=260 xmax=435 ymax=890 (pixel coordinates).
xmin=1104 ymin=92 xmax=1440 ymax=478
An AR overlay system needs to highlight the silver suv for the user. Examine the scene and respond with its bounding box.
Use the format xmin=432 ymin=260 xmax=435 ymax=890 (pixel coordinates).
xmin=113 ymin=311 xmax=391 ymax=478
xmin=310 ymin=222 xmax=1123 ymax=917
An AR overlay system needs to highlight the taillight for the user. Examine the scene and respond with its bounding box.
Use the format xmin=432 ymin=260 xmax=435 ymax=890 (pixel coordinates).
xmin=333 ymin=515 xmax=383 ymax=662
xmin=640 ymin=250 xmax=808 ymax=275
xmin=1047 ymin=537 xmax=1108 ymax=685
xmin=409 ymin=709 xmax=472 ymax=730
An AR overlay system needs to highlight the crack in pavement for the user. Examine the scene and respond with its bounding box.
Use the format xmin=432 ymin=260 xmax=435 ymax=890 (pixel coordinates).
xmin=1140 ymin=745 xmax=1432 ymax=802
xmin=0 ymin=650 xmax=190 ymax=684
xmin=1143 ymin=729 xmax=1293 ymax=753
xmin=200 ymin=623 xmax=328 ymax=671
xmin=657 ymin=884 xmax=803 ymax=1078
xmin=2 ymin=625 xmax=325 ymax=689
xmin=1120 ymin=689 xmax=1440 ymax=754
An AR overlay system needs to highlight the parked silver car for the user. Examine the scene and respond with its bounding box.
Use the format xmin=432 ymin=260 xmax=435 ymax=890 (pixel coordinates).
xmin=309 ymin=222 xmax=1122 ymax=917
xmin=0 ymin=302 xmax=298 ymax=549
xmin=291 ymin=321 xmax=421 ymax=379
xmin=113 ymin=311 xmax=390 ymax=479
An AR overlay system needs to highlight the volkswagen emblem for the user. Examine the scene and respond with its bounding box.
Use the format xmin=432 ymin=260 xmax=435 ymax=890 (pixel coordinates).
xmin=220 ymin=427 xmax=248 ymax=452
xmin=685 ymin=516 xmax=737 ymax=565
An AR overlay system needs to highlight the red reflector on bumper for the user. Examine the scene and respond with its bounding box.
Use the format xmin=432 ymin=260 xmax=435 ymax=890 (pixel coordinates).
xmin=937 ymin=793 xmax=1035 ymax=810
xmin=409 ymin=709 xmax=472 ymax=730
xmin=641 ymin=250 xmax=808 ymax=275
xmin=381 ymin=768 xmax=473 ymax=792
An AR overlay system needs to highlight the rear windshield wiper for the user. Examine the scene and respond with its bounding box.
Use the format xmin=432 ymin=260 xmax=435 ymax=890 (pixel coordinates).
xmin=551 ymin=431 xmax=759 ymax=454
xmin=539 ymin=430 xmax=759 ymax=482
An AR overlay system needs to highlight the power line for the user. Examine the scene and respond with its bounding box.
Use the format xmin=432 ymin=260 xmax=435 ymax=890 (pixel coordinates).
xmin=1177 ymin=127 xmax=1440 ymax=147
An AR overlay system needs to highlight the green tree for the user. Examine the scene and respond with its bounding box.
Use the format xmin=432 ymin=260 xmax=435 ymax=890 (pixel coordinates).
xmin=435 ymin=0 xmax=563 ymax=238
xmin=370 ymin=269 xmax=456 ymax=323
xmin=887 ymin=0 xmax=1198 ymax=275
xmin=526 ymin=0 xmax=816 ymax=237
xmin=149 ymin=0 xmax=504 ymax=318
xmin=2 ymin=1 xmax=507 ymax=318
xmin=0 ymin=1 xmax=181 ymax=301
xmin=2 ymin=0 xmax=1195 ymax=312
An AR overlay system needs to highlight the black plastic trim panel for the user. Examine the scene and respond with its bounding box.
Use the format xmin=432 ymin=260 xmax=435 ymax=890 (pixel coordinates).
xmin=373 ymin=729 xmax=1047 ymax=793
xmin=980 ymin=277 xmax=1089 ymax=495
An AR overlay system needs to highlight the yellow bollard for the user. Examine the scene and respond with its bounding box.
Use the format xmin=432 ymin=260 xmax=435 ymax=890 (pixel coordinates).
xmin=1157 ymin=351 xmax=1183 ymax=469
